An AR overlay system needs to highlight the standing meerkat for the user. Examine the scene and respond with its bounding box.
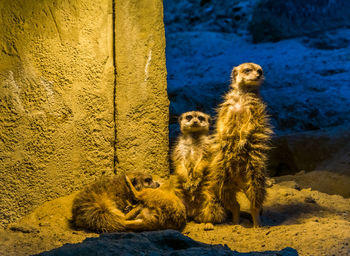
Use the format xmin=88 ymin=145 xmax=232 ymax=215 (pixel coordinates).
xmin=209 ymin=63 xmax=273 ymax=227
xmin=71 ymin=172 xmax=159 ymax=233
xmin=171 ymin=111 xmax=226 ymax=225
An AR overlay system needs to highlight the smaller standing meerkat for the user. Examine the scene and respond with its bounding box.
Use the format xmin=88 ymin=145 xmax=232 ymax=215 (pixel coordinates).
xmin=71 ymin=172 xmax=159 ymax=233
xmin=122 ymin=175 xmax=187 ymax=231
xmin=171 ymin=111 xmax=226 ymax=225
xmin=209 ymin=63 xmax=273 ymax=227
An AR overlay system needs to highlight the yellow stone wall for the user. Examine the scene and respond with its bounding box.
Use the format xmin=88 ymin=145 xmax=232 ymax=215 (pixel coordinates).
xmin=0 ymin=0 xmax=169 ymax=226
xmin=114 ymin=0 xmax=169 ymax=177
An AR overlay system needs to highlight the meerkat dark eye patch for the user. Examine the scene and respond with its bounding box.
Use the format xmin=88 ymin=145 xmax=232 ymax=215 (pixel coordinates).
xmin=186 ymin=115 xmax=193 ymax=121
xmin=131 ymin=178 xmax=138 ymax=186
xmin=243 ymin=68 xmax=252 ymax=74
xmin=198 ymin=116 xmax=205 ymax=122
xmin=144 ymin=177 xmax=152 ymax=183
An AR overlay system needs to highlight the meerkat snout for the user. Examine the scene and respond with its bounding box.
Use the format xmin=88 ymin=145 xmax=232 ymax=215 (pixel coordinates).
xmin=257 ymin=68 xmax=263 ymax=78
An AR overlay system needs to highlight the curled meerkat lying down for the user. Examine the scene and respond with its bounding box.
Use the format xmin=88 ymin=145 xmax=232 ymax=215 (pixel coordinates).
xmin=123 ymin=175 xmax=187 ymax=231
xmin=71 ymin=172 xmax=159 ymax=233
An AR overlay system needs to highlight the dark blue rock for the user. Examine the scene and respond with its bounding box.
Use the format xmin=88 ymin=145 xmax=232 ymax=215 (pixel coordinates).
xmin=36 ymin=230 xmax=298 ymax=256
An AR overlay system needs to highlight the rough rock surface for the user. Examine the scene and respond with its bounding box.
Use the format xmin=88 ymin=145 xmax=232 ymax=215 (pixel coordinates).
xmin=163 ymin=0 xmax=350 ymax=42
xmin=249 ymin=0 xmax=350 ymax=43
xmin=36 ymin=230 xmax=297 ymax=256
xmin=164 ymin=0 xmax=257 ymax=36
xmin=268 ymin=125 xmax=350 ymax=177
xmin=0 ymin=0 xmax=170 ymax=228
xmin=0 ymin=0 xmax=114 ymax=227
xmin=165 ymin=28 xmax=350 ymax=177
xmin=166 ymin=30 xmax=350 ymax=138
xmin=114 ymin=0 xmax=170 ymax=177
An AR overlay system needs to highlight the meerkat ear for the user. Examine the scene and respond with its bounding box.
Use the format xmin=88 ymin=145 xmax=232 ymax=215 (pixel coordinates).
xmin=178 ymin=114 xmax=183 ymax=124
xmin=206 ymin=114 xmax=211 ymax=123
xmin=230 ymin=67 xmax=238 ymax=83
xmin=131 ymin=177 xmax=138 ymax=187
xmin=132 ymin=177 xmax=142 ymax=191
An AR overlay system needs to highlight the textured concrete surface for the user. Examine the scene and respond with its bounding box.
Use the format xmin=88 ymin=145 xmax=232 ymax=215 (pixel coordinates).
xmin=114 ymin=0 xmax=169 ymax=177
xmin=0 ymin=0 xmax=115 ymax=227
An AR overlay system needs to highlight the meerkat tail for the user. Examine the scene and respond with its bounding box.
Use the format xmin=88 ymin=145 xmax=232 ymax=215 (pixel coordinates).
xmin=73 ymin=192 xmax=126 ymax=232
xmin=195 ymin=191 xmax=226 ymax=224
xmin=196 ymin=201 xmax=226 ymax=224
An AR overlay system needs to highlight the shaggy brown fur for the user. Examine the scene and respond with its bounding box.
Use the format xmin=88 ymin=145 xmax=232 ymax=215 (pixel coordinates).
xmin=71 ymin=172 xmax=159 ymax=233
xmin=171 ymin=111 xmax=226 ymax=224
xmin=208 ymin=63 xmax=273 ymax=227
xmin=123 ymin=175 xmax=187 ymax=231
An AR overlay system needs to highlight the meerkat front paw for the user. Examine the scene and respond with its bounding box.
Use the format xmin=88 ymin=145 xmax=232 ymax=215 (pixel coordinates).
xmin=237 ymin=139 xmax=247 ymax=150
xmin=188 ymin=177 xmax=201 ymax=194
xmin=203 ymin=223 xmax=214 ymax=231
xmin=124 ymin=205 xmax=134 ymax=213
xmin=183 ymin=180 xmax=192 ymax=191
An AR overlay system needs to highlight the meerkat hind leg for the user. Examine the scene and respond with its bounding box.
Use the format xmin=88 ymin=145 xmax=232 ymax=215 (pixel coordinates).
xmin=250 ymin=205 xmax=262 ymax=228
xmin=223 ymin=189 xmax=240 ymax=225
xmin=231 ymin=199 xmax=240 ymax=225
xmin=124 ymin=219 xmax=147 ymax=231
xmin=245 ymin=187 xmax=264 ymax=228
xmin=203 ymin=223 xmax=214 ymax=230
xmin=124 ymin=208 xmax=157 ymax=231
xmin=125 ymin=205 xmax=143 ymax=220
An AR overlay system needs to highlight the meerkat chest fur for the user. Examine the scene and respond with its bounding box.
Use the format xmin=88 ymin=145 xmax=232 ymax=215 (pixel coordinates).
xmin=217 ymin=91 xmax=261 ymax=139
xmin=178 ymin=134 xmax=208 ymax=169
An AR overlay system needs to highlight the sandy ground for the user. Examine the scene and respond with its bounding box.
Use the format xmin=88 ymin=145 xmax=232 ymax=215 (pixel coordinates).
xmin=0 ymin=174 xmax=349 ymax=256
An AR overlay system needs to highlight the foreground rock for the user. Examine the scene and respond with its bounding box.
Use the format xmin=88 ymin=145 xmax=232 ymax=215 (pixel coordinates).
xmin=36 ymin=230 xmax=297 ymax=256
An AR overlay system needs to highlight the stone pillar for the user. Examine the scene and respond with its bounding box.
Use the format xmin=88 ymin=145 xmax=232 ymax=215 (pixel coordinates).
xmin=114 ymin=0 xmax=169 ymax=177
xmin=0 ymin=0 xmax=114 ymax=227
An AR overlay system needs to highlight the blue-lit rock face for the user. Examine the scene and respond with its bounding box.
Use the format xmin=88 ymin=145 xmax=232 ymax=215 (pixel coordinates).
xmin=164 ymin=1 xmax=350 ymax=134
xmin=249 ymin=0 xmax=350 ymax=43
xmin=36 ymin=230 xmax=298 ymax=256
xmin=166 ymin=30 xmax=350 ymax=138
xmin=164 ymin=0 xmax=350 ymax=175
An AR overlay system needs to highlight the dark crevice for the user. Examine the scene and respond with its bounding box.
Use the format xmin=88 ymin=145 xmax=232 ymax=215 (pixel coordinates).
xmin=112 ymin=0 xmax=118 ymax=174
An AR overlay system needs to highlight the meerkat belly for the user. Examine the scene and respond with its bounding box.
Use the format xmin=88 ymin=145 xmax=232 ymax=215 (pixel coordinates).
xmin=182 ymin=146 xmax=202 ymax=168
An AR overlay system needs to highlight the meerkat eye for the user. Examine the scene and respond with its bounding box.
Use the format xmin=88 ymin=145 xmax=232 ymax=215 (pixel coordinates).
xmin=257 ymin=69 xmax=263 ymax=76
xmin=243 ymin=68 xmax=252 ymax=74
xmin=144 ymin=177 xmax=152 ymax=184
xmin=198 ymin=116 xmax=205 ymax=122
xmin=186 ymin=115 xmax=193 ymax=121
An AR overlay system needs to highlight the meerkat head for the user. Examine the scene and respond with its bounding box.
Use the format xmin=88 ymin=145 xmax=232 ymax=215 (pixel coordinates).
xmin=128 ymin=172 xmax=160 ymax=191
xmin=230 ymin=63 xmax=264 ymax=93
xmin=178 ymin=111 xmax=211 ymax=135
